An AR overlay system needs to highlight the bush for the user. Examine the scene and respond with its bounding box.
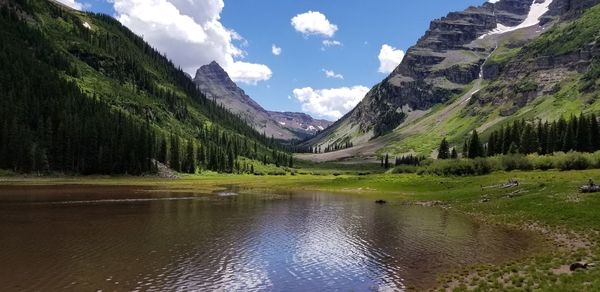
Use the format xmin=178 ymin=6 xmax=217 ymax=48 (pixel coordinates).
xmin=592 ymin=151 xmax=600 ymax=168
xmin=390 ymin=151 xmax=600 ymax=177
xmin=555 ymin=152 xmax=592 ymax=171
xmin=268 ymin=169 xmax=288 ymax=176
xmin=529 ymin=154 xmax=555 ymax=170
xmin=473 ymin=158 xmax=493 ymax=175
xmin=424 ymin=158 xmax=492 ymax=176
xmin=501 ymin=154 xmax=533 ymax=171
xmin=390 ymin=165 xmax=418 ymax=174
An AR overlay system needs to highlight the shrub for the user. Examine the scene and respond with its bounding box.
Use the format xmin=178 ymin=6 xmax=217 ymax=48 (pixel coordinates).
xmin=473 ymin=158 xmax=493 ymax=175
xmin=501 ymin=154 xmax=533 ymax=171
xmin=424 ymin=159 xmax=492 ymax=176
xmin=592 ymin=151 xmax=600 ymax=168
xmin=529 ymin=154 xmax=555 ymax=171
xmin=555 ymin=151 xmax=592 ymax=171
xmin=390 ymin=165 xmax=418 ymax=174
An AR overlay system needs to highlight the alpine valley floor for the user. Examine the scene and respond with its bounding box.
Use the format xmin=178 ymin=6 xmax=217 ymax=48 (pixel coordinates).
xmin=3 ymin=168 xmax=600 ymax=290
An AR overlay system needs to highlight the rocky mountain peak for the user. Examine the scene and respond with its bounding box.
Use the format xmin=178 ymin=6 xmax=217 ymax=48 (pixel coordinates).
xmin=192 ymin=62 xmax=332 ymax=140
xmin=194 ymin=61 xmax=241 ymax=93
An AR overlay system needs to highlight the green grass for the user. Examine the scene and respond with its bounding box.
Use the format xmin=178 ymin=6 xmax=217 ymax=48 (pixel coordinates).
xmin=527 ymin=4 xmax=600 ymax=57
xmin=487 ymin=45 xmax=521 ymax=66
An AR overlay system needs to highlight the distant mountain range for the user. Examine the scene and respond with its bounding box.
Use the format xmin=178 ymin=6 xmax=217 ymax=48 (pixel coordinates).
xmin=301 ymin=0 xmax=600 ymax=161
xmin=193 ymin=61 xmax=331 ymax=141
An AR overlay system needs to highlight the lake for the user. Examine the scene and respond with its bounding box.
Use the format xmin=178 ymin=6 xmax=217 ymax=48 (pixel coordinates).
xmin=0 ymin=184 xmax=541 ymax=291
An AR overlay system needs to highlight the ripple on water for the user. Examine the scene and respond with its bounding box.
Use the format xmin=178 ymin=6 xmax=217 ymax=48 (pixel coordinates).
xmin=0 ymin=188 xmax=542 ymax=291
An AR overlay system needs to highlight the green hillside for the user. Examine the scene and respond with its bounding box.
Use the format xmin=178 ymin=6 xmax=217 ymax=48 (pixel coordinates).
xmin=0 ymin=0 xmax=291 ymax=174
xmin=377 ymin=3 xmax=600 ymax=157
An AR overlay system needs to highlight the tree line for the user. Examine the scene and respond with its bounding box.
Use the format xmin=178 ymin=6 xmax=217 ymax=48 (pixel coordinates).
xmin=437 ymin=113 xmax=600 ymax=159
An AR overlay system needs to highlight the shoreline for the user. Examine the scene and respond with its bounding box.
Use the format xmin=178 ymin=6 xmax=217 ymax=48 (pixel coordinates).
xmin=2 ymin=169 xmax=600 ymax=290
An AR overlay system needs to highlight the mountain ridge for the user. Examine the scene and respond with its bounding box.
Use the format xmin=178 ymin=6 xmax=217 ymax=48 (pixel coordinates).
xmin=300 ymin=0 xmax=600 ymax=161
xmin=193 ymin=61 xmax=331 ymax=140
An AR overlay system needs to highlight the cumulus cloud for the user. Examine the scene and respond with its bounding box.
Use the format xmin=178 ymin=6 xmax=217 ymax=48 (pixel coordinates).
xmin=112 ymin=0 xmax=271 ymax=85
xmin=272 ymin=44 xmax=282 ymax=56
xmin=291 ymin=11 xmax=338 ymax=38
xmin=56 ymin=0 xmax=83 ymax=9
xmin=378 ymin=44 xmax=405 ymax=74
xmin=322 ymin=69 xmax=343 ymax=79
xmin=292 ymin=86 xmax=369 ymax=120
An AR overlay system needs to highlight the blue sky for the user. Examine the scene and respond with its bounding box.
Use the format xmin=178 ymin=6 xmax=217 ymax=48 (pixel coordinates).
xmin=70 ymin=0 xmax=485 ymax=120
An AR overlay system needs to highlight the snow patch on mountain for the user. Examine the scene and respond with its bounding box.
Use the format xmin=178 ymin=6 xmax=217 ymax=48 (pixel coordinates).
xmin=479 ymin=0 xmax=553 ymax=39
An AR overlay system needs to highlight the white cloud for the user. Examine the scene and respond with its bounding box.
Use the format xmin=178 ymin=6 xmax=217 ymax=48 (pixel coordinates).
xmin=322 ymin=40 xmax=342 ymax=47
xmin=272 ymin=44 xmax=282 ymax=56
xmin=56 ymin=0 xmax=83 ymax=9
xmin=291 ymin=11 xmax=338 ymax=38
xmin=292 ymin=86 xmax=369 ymax=120
xmin=321 ymin=40 xmax=343 ymax=50
xmin=112 ymin=0 xmax=271 ymax=85
xmin=226 ymin=62 xmax=272 ymax=85
xmin=322 ymin=69 xmax=343 ymax=79
xmin=378 ymin=44 xmax=405 ymax=74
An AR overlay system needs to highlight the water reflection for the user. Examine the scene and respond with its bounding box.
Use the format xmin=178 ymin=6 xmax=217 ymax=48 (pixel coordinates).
xmin=0 ymin=186 xmax=540 ymax=291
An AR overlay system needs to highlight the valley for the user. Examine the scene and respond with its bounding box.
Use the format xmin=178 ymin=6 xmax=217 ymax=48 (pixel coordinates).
xmin=2 ymin=0 xmax=600 ymax=290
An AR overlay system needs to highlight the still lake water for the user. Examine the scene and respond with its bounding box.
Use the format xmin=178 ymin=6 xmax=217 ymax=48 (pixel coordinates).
xmin=0 ymin=185 xmax=541 ymax=291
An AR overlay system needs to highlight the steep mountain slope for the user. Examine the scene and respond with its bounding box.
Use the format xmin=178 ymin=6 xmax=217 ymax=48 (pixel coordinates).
xmin=194 ymin=61 xmax=331 ymax=140
xmin=306 ymin=0 xmax=534 ymax=147
xmin=301 ymin=0 xmax=600 ymax=161
xmin=0 ymin=0 xmax=291 ymax=174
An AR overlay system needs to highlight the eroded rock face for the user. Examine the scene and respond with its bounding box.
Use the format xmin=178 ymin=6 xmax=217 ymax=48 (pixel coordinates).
xmin=475 ymin=0 xmax=600 ymax=114
xmin=309 ymin=0 xmax=600 ymax=148
xmin=317 ymin=0 xmax=533 ymax=140
xmin=545 ymin=0 xmax=600 ymax=20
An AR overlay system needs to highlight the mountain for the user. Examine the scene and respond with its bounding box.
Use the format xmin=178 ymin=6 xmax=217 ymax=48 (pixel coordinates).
xmin=267 ymin=111 xmax=331 ymax=137
xmin=0 ymin=0 xmax=292 ymax=174
xmin=193 ymin=61 xmax=331 ymax=140
xmin=301 ymin=0 xmax=600 ymax=161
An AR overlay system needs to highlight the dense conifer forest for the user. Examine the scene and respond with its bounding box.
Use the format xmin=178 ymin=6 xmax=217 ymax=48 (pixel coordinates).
xmin=453 ymin=114 xmax=600 ymax=159
xmin=0 ymin=0 xmax=292 ymax=174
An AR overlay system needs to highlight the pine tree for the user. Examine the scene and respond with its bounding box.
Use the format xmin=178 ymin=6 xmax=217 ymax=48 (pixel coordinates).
xmin=562 ymin=117 xmax=576 ymax=152
xmin=576 ymin=114 xmax=592 ymax=152
xmin=519 ymin=124 xmax=538 ymax=154
xmin=158 ymin=139 xmax=168 ymax=164
xmin=169 ymin=135 xmax=181 ymax=171
xmin=450 ymin=148 xmax=458 ymax=159
xmin=183 ymin=141 xmax=195 ymax=173
xmin=590 ymin=113 xmax=600 ymax=151
xmin=536 ymin=120 xmax=546 ymax=154
xmin=384 ymin=153 xmax=389 ymax=169
xmin=508 ymin=142 xmax=519 ymax=154
xmin=437 ymin=138 xmax=450 ymax=159
xmin=467 ymin=130 xmax=484 ymax=158
xmin=487 ymin=132 xmax=497 ymax=156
